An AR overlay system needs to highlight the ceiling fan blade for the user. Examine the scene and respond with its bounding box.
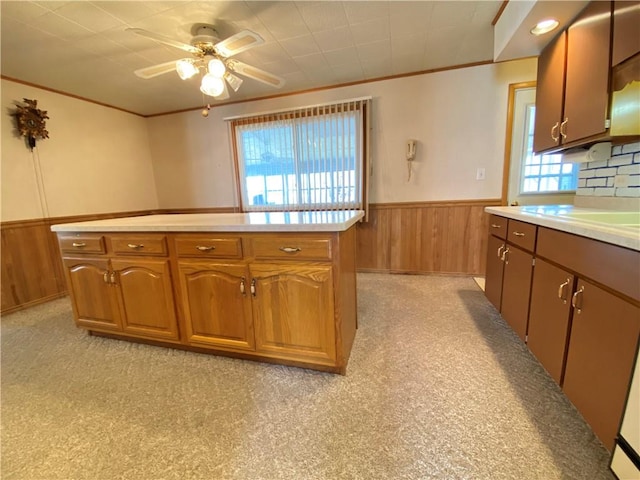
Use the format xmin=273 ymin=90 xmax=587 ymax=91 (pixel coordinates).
xmin=214 ymin=30 xmax=264 ymax=57
xmin=226 ymin=60 xmax=285 ymax=88
xmin=127 ymin=28 xmax=200 ymax=54
xmin=134 ymin=60 xmax=178 ymax=79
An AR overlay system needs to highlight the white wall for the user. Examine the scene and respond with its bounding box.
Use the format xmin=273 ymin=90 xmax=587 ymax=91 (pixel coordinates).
xmin=148 ymin=58 xmax=537 ymax=208
xmin=1 ymin=79 xmax=158 ymax=221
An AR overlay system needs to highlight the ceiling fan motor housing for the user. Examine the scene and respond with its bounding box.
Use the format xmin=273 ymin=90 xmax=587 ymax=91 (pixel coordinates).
xmin=191 ymin=25 xmax=220 ymax=55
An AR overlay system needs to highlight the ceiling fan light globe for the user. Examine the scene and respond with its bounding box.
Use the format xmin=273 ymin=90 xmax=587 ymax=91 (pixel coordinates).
xmin=208 ymin=58 xmax=226 ymax=78
xmin=200 ymin=74 xmax=225 ymax=97
xmin=176 ymin=59 xmax=198 ymax=80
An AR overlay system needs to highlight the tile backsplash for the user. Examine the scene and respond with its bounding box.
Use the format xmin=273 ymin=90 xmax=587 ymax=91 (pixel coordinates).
xmin=577 ymin=142 xmax=640 ymax=198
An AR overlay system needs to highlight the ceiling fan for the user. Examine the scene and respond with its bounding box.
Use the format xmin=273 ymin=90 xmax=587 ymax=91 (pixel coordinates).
xmin=128 ymin=24 xmax=285 ymax=100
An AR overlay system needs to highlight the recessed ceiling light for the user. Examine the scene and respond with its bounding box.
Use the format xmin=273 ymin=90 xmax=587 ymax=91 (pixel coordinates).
xmin=531 ymin=19 xmax=560 ymax=36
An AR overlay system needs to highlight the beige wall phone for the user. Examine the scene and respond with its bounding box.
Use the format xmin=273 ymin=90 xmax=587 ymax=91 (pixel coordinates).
xmin=406 ymin=139 xmax=416 ymax=181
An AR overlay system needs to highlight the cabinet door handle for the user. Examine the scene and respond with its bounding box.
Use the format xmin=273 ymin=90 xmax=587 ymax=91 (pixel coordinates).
xmin=551 ymin=122 xmax=559 ymax=142
xmin=72 ymin=242 xmax=86 ymax=248
xmin=502 ymin=247 xmax=510 ymax=264
xmin=103 ymin=272 xmax=109 ymax=284
xmin=240 ymin=277 xmax=246 ymax=295
xmin=490 ymin=223 xmax=502 ymax=229
xmin=196 ymin=245 xmax=215 ymax=252
xmin=279 ymin=247 xmax=302 ymax=254
xmin=571 ymin=285 xmax=584 ymax=314
xmin=127 ymin=243 xmax=144 ymax=250
xmin=110 ymin=272 xmax=117 ymax=285
xmin=560 ymin=117 xmax=568 ymax=140
xmin=250 ymin=278 xmax=256 ymax=297
xmin=497 ymin=245 xmax=505 ymax=259
xmin=557 ymin=278 xmax=571 ymax=304
xmin=513 ymin=231 xmax=525 ymax=237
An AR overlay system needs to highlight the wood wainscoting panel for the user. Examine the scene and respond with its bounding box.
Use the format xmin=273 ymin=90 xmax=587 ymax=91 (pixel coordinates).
xmin=356 ymin=200 xmax=501 ymax=275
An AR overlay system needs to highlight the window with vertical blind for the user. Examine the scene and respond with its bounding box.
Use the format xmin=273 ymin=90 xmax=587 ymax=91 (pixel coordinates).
xmin=227 ymin=98 xmax=370 ymax=213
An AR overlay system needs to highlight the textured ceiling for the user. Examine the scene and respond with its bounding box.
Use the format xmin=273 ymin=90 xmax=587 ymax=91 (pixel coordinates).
xmin=1 ymin=1 xmax=504 ymax=116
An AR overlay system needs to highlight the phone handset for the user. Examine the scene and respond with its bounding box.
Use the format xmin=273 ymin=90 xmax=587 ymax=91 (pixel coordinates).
xmin=406 ymin=139 xmax=417 ymax=181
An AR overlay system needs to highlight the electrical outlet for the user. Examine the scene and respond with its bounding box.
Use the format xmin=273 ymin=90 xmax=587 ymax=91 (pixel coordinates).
xmin=476 ymin=168 xmax=486 ymax=180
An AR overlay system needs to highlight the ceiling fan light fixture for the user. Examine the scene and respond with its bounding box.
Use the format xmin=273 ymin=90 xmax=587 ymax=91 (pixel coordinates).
xmin=530 ymin=19 xmax=559 ymax=36
xmin=200 ymin=73 xmax=225 ymax=97
xmin=208 ymin=57 xmax=226 ymax=78
xmin=176 ymin=59 xmax=199 ymax=80
xmin=224 ymin=72 xmax=243 ymax=92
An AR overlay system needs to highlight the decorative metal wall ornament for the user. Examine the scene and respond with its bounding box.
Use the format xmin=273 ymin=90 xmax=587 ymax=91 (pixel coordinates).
xmin=15 ymin=98 xmax=49 ymax=150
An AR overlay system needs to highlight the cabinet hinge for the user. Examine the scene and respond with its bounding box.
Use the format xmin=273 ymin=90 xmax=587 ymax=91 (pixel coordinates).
xmin=525 ymin=334 xmax=528 ymax=343
xmin=605 ymin=118 xmax=611 ymax=129
xmin=532 ymin=258 xmax=536 ymax=266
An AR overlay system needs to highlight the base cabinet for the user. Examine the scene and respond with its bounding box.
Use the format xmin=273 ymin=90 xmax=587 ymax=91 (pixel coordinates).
xmin=527 ymin=258 xmax=575 ymax=384
xmin=500 ymin=245 xmax=533 ymax=342
xmin=251 ymin=263 xmax=336 ymax=365
xmin=562 ymin=278 xmax=640 ymax=451
xmin=63 ymin=257 xmax=122 ymax=332
xmin=485 ymin=234 xmax=506 ymax=310
xmin=178 ymin=261 xmax=254 ymax=351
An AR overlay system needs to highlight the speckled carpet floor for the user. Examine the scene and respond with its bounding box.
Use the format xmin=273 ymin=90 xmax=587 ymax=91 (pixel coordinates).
xmin=1 ymin=274 xmax=614 ymax=480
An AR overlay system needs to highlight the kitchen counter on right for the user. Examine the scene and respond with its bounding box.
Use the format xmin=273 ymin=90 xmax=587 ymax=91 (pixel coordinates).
xmin=485 ymin=205 xmax=640 ymax=251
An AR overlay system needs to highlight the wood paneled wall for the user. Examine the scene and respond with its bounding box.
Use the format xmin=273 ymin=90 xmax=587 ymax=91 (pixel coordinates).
xmin=1 ymin=202 xmax=496 ymax=314
xmin=356 ymin=200 xmax=501 ymax=275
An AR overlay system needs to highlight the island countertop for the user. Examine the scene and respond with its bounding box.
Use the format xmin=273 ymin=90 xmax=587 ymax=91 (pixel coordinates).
xmin=51 ymin=210 xmax=365 ymax=233
xmin=485 ymin=205 xmax=640 ymax=251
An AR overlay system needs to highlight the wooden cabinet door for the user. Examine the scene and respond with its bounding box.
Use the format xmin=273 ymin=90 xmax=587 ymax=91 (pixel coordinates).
xmin=533 ymin=31 xmax=566 ymax=153
xmin=250 ymin=263 xmax=336 ymax=366
xmin=63 ymin=257 xmax=121 ymax=331
xmin=111 ymin=258 xmax=179 ymax=341
xmin=485 ymin=234 xmax=506 ymax=311
xmin=527 ymin=258 xmax=575 ymax=384
xmin=612 ymin=0 xmax=640 ymax=66
xmin=562 ymin=278 xmax=640 ymax=451
xmin=500 ymin=246 xmax=533 ymax=341
xmin=178 ymin=261 xmax=254 ymax=351
xmin=563 ymin=1 xmax=612 ymax=144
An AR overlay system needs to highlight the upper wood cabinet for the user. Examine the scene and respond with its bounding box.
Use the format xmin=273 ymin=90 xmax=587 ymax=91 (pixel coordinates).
xmin=534 ymin=1 xmax=613 ymax=153
xmin=612 ymin=0 xmax=640 ymax=66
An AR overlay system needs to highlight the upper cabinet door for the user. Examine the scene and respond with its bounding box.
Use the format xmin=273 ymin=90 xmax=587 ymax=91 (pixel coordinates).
xmin=533 ymin=31 xmax=566 ymax=153
xmin=612 ymin=0 xmax=640 ymax=66
xmin=563 ymin=1 xmax=612 ymax=144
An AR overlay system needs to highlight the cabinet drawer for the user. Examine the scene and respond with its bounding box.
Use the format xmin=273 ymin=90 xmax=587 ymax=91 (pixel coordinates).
xmin=110 ymin=235 xmax=167 ymax=256
xmin=175 ymin=236 xmax=243 ymax=258
xmin=250 ymin=236 xmax=332 ymax=261
xmin=59 ymin=234 xmax=106 ymax=254
xmin=488 ymin=215 xmax=508 ymax=239
xmin=507 ymin=220 xmax=537 ymax=252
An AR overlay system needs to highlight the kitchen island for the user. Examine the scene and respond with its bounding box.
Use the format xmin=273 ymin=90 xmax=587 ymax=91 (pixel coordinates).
xmin=52 ymin=210 xmax=364 ymax=374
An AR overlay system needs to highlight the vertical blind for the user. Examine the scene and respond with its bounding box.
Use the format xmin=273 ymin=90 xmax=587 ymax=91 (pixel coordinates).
xmin=228 ymin=98 xmax=370 ymax=214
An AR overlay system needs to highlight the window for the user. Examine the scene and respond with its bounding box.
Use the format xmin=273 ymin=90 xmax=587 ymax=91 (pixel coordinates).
xmin=520 ymin=104 xmax=578 ymax=194
xmin=229 ymin=98 xmax=370 ymax=213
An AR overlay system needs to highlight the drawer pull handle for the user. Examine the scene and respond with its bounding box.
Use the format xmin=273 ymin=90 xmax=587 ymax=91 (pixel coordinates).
xmin=127 ymin=243 xmax=144 ymax=249
xmin=513 ymin=231 xmax=525 ymax=237
xmin=250 ymin=278 xmax=256 ymax=297
xmin=557 ymin=278 xmax=571 ymax=304
xmin=196 ymin=245 xmax=215 ymax=252
xmin=72 ymin=242 xmax=86 ymax=248
xmin=571 ymin=285 xmax=584 ymax=314
xmin=279 ymin=247 xmax=302 ymax=254
xmin=490 ymin=224 xmax=502 ymax=229
xmin=240 ymin=277 xmax=246 ymax=295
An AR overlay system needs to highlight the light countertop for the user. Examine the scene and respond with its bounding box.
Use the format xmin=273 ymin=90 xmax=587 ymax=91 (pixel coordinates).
xmin=51 ymin=210 xmax=365 ymax=233
xmin=486 ymin=205 xmax=640 ymax=251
